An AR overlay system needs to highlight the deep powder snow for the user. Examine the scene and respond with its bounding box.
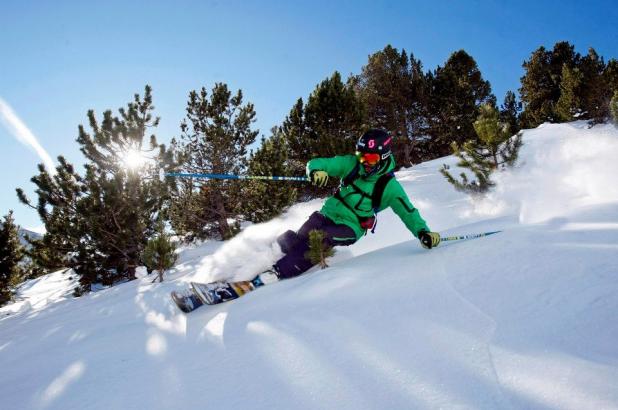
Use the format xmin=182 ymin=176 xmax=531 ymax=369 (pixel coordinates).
xmin=1 ymin=122 xmax=617 ymax=410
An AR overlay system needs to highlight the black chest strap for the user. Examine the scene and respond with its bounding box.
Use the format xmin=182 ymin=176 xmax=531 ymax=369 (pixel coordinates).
xmin=371 ymin=172 xmax=394 ymax=211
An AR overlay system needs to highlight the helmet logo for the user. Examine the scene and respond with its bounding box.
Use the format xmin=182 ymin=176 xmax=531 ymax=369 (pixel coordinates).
xmin=368 ymin=139 xmax=375 ymax=149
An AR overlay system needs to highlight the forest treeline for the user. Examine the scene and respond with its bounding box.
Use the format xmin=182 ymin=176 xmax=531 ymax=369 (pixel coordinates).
xmin=2 ymin=40 xmax=618 ymax=298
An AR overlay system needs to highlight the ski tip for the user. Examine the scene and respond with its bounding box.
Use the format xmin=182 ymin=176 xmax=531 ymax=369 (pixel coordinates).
xmin=170 ymin=291 xmax=191 ymax=313
xmin=171 ymin=290 xmax=204 ymax=313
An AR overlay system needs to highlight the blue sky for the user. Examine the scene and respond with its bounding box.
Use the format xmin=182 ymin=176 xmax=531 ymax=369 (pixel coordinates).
xmin=1 ymin=0 xmax=617 ymax=230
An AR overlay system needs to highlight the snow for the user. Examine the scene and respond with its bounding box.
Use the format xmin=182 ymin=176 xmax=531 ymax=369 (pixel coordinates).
xmin=1 ymin=121 xmax=618 ymax=410
xmin=1 ymin=269 xmax=78 ymax=316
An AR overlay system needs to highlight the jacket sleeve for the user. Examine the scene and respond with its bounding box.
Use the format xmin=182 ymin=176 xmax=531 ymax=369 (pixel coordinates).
xmin=382 ymin=179 xmax=430 ymax=238
xmin=306 ymin=155 xmax=357 ymax=178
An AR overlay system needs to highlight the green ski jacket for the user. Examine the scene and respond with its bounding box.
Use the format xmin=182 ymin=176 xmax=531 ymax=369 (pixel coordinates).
xmin=307 ymin=154 xmax=430 ymax=240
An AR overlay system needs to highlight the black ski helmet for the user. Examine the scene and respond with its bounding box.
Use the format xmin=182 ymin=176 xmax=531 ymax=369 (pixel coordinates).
xmin=356 ymin=129 xmax=393 ymax=160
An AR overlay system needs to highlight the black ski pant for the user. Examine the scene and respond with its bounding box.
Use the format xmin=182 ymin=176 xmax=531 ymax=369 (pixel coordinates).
xmin=274 ymin=211 xmax=357 ymax=279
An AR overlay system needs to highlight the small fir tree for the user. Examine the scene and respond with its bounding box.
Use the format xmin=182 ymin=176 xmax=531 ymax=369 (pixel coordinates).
xmin=610 ymin=91 xmax=618 ymax=126
xmin=304 ymin=230 xmax=335 ymax=269
xmin=441 ymin=103 xmax=523 ymax=195
xmin=142 ymin=222 xmax=178 ymax=283
xmin=0 ymin=211 xmax=25 ymax=305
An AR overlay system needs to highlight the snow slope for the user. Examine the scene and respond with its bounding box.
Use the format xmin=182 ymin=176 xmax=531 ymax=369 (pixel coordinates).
xmin=1 ymin=122 xmax=617 ymax=410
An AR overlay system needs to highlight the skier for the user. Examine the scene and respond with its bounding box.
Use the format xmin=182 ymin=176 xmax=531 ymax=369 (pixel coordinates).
xmin=184 ymin=128 xmax=443 ymax=308
xmin=256 ymin=128 xmax=441 ymax=285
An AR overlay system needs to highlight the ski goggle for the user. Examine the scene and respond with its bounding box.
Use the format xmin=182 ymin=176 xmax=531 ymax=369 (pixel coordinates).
xmin=356 ymin=151 xmax=381 ymax=166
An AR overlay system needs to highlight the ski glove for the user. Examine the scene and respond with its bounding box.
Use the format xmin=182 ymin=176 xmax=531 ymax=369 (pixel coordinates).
xmin=419 ymin=231 xmax=441 ymax=249
xmin=310 ymin=170 xmax=329 ymax=187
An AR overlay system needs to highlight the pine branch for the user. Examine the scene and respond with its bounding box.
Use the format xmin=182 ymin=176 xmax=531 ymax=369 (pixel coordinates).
xmin=304 ymin=230 xmax=335 ymax=269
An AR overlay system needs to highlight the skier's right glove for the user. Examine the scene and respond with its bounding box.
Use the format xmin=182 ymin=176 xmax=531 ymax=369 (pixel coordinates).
xmin=310 ymin=170 xmax=329 ymax=187
xmin=419 ymin=231 xmax=441 ymax=249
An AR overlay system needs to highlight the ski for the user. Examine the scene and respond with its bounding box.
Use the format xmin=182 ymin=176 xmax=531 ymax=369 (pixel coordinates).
xmin=191 ymin=276 xmax=266 ymax=305
xmin=171 ymin=275 xmax=269 ymax=313
xmin=171 ymin=288 xmax=204 ymax=313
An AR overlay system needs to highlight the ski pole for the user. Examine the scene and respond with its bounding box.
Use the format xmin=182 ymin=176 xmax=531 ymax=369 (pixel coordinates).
xmin=165 ymin=172 xmax=310 ymax=182
xmin=440 ymin=230 xmax=502 ymax=242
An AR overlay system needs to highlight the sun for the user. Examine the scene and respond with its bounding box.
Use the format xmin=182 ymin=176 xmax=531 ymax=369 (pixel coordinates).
xmin=121 ymin=149 xmax=147 ymax=170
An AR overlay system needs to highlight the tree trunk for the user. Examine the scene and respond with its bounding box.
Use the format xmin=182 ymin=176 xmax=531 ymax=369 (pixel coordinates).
xmin=127 ymin=261 xmax=136 ymax=281
xmin=214 ymin=190 xmax=231 ymax=239
xmin=491 ymin=147 xmax=499 ymax=169
xmin=400 ymin=143 xmax=412 ymax=168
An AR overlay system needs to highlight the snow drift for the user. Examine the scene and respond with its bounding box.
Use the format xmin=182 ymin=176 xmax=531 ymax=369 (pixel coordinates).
xmin=476 ymin=122 xmax=618 ymax=223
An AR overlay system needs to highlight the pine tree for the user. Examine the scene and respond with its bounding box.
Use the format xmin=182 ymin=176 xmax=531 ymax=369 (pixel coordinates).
xmin=304 ymin=71 xmax=365 ymax=158
xmin=242 ymin=129 xmax=297 ymax=223
xmin=556 ymin=64 xmax=584 ymax=121
xmin=440 ymin=103 xmax=523 ymax=195
xmin=610 ymin=91 xmax=618 ymax=126
xmin=17 ymin=157 xmax=85 ymax=282
xmin=599 ymin=59 xmax=618 ymax=124
xmin=579 ymin=48 xmax=607 ymax=123
xmin=499 ymin=91 xmax=522 ymax=134
xmin=18 ymin=86 xmax=173 ymax=293
xmin=280 ymin=98 xmax=309 ymax=171
xmin=426 ymin=50 xmax=494 ymax=157
xmin=519 ymin=46 xmax=553 ymax=127
xmin=23 ymin=235 xmax=67 ymax=279
xmin=304 ymin=230 xmax=335 ymax=269
xmin=75 ymin=85 xmax=172 ymax=286
xmin=170 ymin=83 xmax=258 ymax=240
xmin=142 ymin=221 xmax=178 ymax=283
xmin=280 ymin=72 xmax=365 ymax=199
xmin=520 ymin=44 xmax=618 ymax=125
xmin=605 ymin=59 xmax=618 ymax=93
xmin=353 ymin=45 xmax=427 ymax=166
xmin=0 ymin=211 xmax=25 ymax=305
xmin=519 ymin=41 xmax=579 ymax=127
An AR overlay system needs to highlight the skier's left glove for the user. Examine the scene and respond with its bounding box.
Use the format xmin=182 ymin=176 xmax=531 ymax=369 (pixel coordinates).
xmin=419 ymin=231 xmax=440 ymax=249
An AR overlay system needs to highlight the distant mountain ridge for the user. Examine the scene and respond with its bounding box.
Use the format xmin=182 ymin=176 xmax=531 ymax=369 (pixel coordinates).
xmin=18 ymin=228 xmax=42 ymax=247
xmin=0 ymin=223 xmax=42 ymax=247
